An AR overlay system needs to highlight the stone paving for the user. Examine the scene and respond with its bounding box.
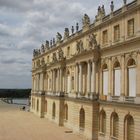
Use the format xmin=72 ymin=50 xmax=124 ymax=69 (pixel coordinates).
xmin=0 ymin=100 xmax=86 ymax=140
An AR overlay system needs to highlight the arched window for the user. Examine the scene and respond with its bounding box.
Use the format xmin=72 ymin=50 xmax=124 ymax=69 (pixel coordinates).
xmin=124 ymin=115 xmax=134 ymax=140
xmin=79 ymin=108 xmax=85 ymax=130
xmin=44 ymin=100 xmax=47 ymax=113
xmin=52 ymin=102 xmax=56 ymax=119
xmin=110 ymin=112 xmax=119 ymax=138
xmin=127 ymin=58 xmax=136 ymax=97
xmin=99 ymin=110 xmax=106 ymax=133
xmin=102 ymin=64 xmax=108 ymax=95
xmin=37 ymin=99 xmax=39 ymax=112
xmin=64 ymin=104 xmax=68 ymax=121
xmin=113 ymin=61 xmax=121 ymax=96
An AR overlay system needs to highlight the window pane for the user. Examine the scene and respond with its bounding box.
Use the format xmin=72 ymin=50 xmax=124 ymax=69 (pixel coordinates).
xmin=115 ymin=69 xmax=121 ymax=96
xmin=128 ymin=19 xmax=134 ymax=36
xmin=129 ymin=68 xmax=136 ymax=97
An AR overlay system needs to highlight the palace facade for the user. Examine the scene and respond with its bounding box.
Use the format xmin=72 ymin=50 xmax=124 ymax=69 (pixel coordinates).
xmin=31 ymin=0 xmax=140 ymax=139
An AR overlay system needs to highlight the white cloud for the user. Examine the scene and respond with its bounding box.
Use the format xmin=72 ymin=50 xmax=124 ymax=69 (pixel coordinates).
xmin=0 ymin=0 xmax=133 ymax=88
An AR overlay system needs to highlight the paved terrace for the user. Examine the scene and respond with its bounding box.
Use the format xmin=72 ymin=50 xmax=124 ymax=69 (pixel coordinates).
xmin=0 ymin=100 xmax=86 ymax=140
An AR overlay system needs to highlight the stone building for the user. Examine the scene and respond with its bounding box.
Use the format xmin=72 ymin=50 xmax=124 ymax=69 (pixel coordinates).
xmin=31 ymin=0 xmax=140 ymax=139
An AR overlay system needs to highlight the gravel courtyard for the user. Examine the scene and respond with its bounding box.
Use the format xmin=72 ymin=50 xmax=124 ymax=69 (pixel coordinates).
xmin=0 ymin=100 xmax=86 ymax=140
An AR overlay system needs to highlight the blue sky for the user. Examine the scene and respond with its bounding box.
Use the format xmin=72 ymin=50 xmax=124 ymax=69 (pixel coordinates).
xmin=0 ymin=0 xmax=133 ymax=89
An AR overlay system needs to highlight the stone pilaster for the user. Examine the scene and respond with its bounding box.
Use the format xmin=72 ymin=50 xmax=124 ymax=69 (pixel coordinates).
xmin=51 ymin=70 xmax=54 ymax=92
xmin=60 ymin=68 xmax=62 ymax=92
xmin=108 ymin=58 xmax=112 ymax=96
xmin=91 ymin=61 xmax=96 ymax=94
xmin=136 ymin=52 xmax=140 ymax=97
xmin=137 ymin=9 xmax=140 ymax=35
xmin=121 ymin=55 xmax=125 ymax=96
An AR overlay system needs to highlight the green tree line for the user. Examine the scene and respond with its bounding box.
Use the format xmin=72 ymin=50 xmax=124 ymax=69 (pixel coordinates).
xmin=0 ymin=89 xmax=31 ymax=98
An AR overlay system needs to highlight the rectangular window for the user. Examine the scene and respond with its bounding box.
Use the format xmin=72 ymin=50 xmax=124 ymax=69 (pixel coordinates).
xmin=128 ymin=19 xmax=134 ymax=37
xmin=128 ymin=68 xmax=136 ymax=97
xmin=103 ymin=71 xmax=108 ymax=95
xmin=114 ymin=25 xmax=120 ymax=42
xmin=103 ymin=30 xmax=108 ymax=45
xmin=114 ymin=69 xmax=121 ymax=96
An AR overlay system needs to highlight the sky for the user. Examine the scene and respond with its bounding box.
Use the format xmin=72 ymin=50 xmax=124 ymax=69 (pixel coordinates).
xmin=0 ymin=0 xmax=133 ymax=89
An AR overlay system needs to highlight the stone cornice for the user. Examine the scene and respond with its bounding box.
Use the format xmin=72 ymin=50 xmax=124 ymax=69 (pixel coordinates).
xmin=99 ymin=100 xmax=140 ymax=108
xmin=101 ymin=36 xmax=140 ymax=54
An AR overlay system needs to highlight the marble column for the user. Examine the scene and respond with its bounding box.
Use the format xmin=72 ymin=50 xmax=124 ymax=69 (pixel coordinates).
xmin=32 ymin=76 xmax=34 ymax=91
xmin=121 ymin=55 xmax=125 ymax=96
xmin=57 ymin=69 xmax=60 ymax=92
xmin=108 ymin=58 xmax=112 ymax=96
xmin=124 ymin=64 xmax=128 ymax=96
xmin=79 ymin=63 xmax=82 ymax=94
xmin=42 ymin=73 xmax=44 ymax=91
xmin=87 ymin=61 xmax=91 ymax=94
xmin=38 ymin=74 xmax=40 ymax=91
xmin=56 ymin=69 xmax=59 ymax=92
xmin=59 ymin=68 xmax=62 ymax=92
xmin=51 ymin=70 xmax=53 ymax=92
xmin=53 ymin=70 xmax=57 ymax=92
xmin=91 ymin=61 xmax=96 ymax=95
xmin=76 ymin=64 xmax=79 ymax=93
xmin=35 ymin=75 xmax=37 ymax=91
xmin=136 ymin=9 xmax=140 ymax=35
xmin=136 ymin=52 xmax=140 ymax=97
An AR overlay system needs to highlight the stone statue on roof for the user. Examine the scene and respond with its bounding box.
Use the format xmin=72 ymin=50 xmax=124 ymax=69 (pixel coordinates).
xmin=41 ymin=44 xmax=45 ymax=53
xmin=45 ymin=40 xmax=49 ymax=50
xmin=33 ymin=49 xmax=37 ymax=57
xmin=95 ymin=5 xmax=105 ymax=22
xmin=38 ymin=49 xmax=41 ymax=55
xmin=56 ymin=32 xmax=62 ymax=43
xmin=82 ymin=14 xmax=90 ymax=27
xmin=64 ymin=28 xmax=69 ymax=39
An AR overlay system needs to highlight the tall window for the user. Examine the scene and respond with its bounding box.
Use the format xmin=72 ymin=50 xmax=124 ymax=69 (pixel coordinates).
xmin=128 ymin=19 xmax=134 ymax=37
xmin=103 ymin=30 xmax=108 ymax=45
xmin=99 ymin=110 xmax=106 ymax=134
xmin=114 ymin=25 xmax=120 ymax=42
xmin=124 ymin=115 xmax=134 ymax=140
xmin=102 ymin=64 xmax=108 ymax=95
xmin=127 ymin=59 xmax=136 ymax=97
xmin=79 ymin=108 xmax=85 ymax=130
xmin=111 ymin=112 xmax=119 ymax=138
xmin=64 ymin=104 xmax=68 ymax=121
xmin=52 ymin=102 xmax=56 ymax=119
xmin=114 ymin=61 xmax=121 ymax=96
